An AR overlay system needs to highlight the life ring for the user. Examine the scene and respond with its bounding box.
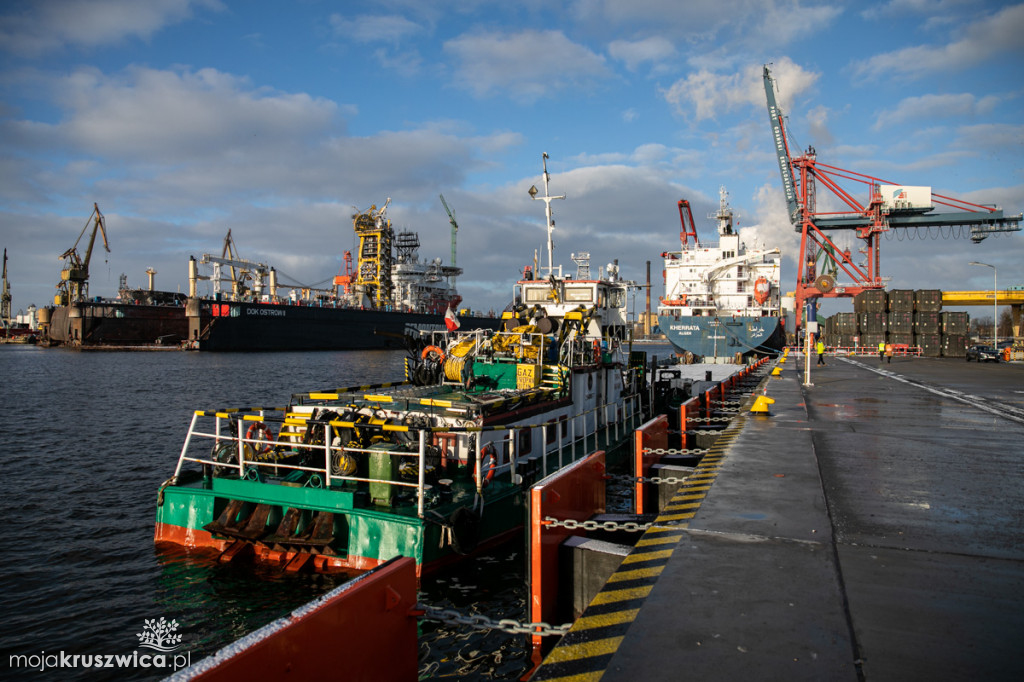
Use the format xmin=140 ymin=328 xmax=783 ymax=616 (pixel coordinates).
xmin=246 ymin=421 xmax=275 ymax=454
xmin=422 ymin=345 xmax=446 ymax=363
xmin=474 ymin=443 xmax=497 ymax=484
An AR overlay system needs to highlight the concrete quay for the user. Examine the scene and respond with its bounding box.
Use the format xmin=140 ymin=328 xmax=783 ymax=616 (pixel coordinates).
xmin=533 ymin=355 xmax=1024 ymax=681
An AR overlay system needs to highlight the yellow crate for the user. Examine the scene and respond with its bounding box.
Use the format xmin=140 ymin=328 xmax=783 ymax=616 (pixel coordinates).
xmin=516 ymin=363 xmax=541 ymax=389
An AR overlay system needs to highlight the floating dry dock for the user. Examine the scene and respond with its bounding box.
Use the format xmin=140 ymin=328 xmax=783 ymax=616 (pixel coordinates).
xmin=533 ymin=356 xmax=1024 ymax=681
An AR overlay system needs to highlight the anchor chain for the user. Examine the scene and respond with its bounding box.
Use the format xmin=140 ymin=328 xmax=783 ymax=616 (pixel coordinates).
xmin=416 ymin=604 xmax=569 ymax=637
xmin=542 ymin=516 xmax=652 ymax=532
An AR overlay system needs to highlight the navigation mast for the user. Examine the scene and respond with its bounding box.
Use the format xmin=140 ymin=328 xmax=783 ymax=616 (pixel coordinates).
xmin=528 ymin=153 xmax=565 ymax=277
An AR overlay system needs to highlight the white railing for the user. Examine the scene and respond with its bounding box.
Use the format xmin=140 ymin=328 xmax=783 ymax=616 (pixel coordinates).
xmin=170 ymin=389 xmax=644 ymax=519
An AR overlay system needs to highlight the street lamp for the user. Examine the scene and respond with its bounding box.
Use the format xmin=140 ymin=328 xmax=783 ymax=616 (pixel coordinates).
xmin=969 ymin=261 xmax=997 ymax=348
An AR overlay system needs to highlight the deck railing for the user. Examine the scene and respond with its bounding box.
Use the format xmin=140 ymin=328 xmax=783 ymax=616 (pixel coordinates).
xmin=171 ymin=390 xmax=643 ymax=519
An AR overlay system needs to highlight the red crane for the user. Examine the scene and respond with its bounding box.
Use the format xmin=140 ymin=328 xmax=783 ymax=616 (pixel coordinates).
xmin=762 ymin=65 xmax=1022 ymax=331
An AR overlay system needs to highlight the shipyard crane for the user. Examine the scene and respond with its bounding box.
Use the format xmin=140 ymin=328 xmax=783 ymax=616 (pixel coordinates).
xmin=197 ymin=231 xmax=273 ymax=301
xmin=439 ymin=194 xmax=459 ymax=287
xmin=1 ymin=248 xmax=11 ymax=326
xmin=55 ymin=203 xmax=111 ymax=305
xmin=762 ymin=65 xmax=1022 ymax=331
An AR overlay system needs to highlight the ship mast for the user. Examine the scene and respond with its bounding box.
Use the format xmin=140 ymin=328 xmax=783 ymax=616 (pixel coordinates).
xmin=528 ymin=153 xmax=565 ymax=277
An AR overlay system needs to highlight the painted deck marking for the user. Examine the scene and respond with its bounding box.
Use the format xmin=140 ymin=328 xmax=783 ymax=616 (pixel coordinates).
xmin=531 ymin=367 xmax=773 ymax=681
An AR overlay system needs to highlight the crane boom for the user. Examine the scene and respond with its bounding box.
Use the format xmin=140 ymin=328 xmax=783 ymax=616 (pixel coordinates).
xmin=763 ymin=66 xmax=800 ymax=224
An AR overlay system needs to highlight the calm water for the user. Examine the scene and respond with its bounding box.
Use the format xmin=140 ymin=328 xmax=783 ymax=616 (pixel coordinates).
xmin=0 ymin=345 xmax=532 ymax=680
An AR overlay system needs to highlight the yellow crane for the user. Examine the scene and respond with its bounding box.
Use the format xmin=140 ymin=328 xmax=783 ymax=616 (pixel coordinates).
xmin=56 ymin=203 xmax=110 ymax=305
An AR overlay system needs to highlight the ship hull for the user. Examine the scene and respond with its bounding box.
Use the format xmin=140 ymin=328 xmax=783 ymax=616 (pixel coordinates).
xmin=45 ymin=302 xmax=188 ymax=347
xmin=188 ymin=300 xmax=501 ymax=351
xmin=658 ymin=314 xmax=784 ymax=358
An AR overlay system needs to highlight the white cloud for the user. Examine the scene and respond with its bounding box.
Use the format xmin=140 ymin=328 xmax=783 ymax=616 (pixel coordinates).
xmin=608 ymin=36 xmax=676 ymax=71
xmin=851 ymin=3 xmax=1024 ymax=81
xmin=0 ymin=0 xmax=223 ymax=57
xmin=873 ymin=93 xmax=1002 ymax=130
xmin=443 ymin=29 xmax=612 ymax=100
xmin=329 ymin=13 xmax=424 ymax=44
xmin=663 ymin=57 xmax=819 ymax=122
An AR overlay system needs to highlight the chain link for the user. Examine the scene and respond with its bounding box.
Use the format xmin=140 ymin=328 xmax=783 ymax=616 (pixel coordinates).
xmin=684 ymin=416 xmax=733 ymax=422
xmin=417 ymin=604 xmax=570 ymax=637
xmin=542 ymin=516 xmax=652 ymax=532
xmin=641 ymin=447 xmax=708 ymax=455
xmin=608 ymin=473 xmax=692 ymax=485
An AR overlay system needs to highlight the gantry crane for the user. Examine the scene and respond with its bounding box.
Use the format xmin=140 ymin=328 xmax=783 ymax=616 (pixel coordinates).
xmin=55 ymin=203 xmax=111 ymax=305
xmin=762 ymin=65 xmax=1022 ymax=331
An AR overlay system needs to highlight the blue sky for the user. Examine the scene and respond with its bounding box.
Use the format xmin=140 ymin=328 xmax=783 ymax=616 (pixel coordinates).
xmin=1 ymin=0 xmax=1022 ymax=321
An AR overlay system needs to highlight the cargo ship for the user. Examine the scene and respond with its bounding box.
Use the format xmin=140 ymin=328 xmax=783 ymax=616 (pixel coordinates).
xmin=42 ymin=200 xmax=499 ymax=349
xmin=153 ymin=154 xmax=648 ymax=575
xmin=657 ymin=188 xmax=784 ymax=360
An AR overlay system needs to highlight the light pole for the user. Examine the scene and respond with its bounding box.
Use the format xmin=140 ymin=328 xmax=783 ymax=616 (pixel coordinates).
xmin=969 ymin=261 xmax=997 ymax=347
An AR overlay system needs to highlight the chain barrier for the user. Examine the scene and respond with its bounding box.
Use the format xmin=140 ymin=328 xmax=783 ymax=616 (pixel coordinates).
xmin=684 ymin=416 xmax=733 ymax=423
xmin=416 ymin=604 xmax=570 ymax=637
xmin=542 ymin=516 xmax=652 ymax=532
xmin=607 ymin=473 xmax=692 ymax=485
xmin=683 ymin=429 xmax=728 ymax=435
xmin=642 ymin=447 xmax=708 ymax=455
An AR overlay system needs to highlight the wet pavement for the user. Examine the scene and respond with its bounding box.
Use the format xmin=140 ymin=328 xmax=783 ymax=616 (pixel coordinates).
xmin=540 ymin=355 xmax=1024 ymax=681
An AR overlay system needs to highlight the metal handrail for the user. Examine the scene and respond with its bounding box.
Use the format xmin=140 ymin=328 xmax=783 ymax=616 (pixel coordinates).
xmin=170 ymin=379 xmax=646 ymax=518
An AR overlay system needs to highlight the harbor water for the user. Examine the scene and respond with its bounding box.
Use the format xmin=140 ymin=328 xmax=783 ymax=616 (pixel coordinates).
xmin=0 ymin=345 xmax=536 ymax=680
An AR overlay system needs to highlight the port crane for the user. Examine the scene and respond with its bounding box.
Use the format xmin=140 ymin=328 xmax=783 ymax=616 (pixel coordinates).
xmin=194 ymin=230 xmax=274 ymax=300
xmin=439 ymin=194 xmax=458 ymax=286
xmin=1 ymin=248 xmax=10 ymax=326
xmin=55 ymin=203 xmax=111 ymax=305
xmin=762 ymin=65 xmax=1022 ymax=331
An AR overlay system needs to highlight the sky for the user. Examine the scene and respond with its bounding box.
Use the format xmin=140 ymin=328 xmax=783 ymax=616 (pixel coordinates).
xmin=1 ymin=0 xmax=1022 ymax=323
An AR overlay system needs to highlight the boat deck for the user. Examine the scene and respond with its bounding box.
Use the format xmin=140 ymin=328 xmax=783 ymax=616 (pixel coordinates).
xmin=533 ymin=355 xmax=1024 ymax=680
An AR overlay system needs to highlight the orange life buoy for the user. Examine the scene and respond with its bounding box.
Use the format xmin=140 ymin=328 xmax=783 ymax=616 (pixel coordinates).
xmin=421 ymin=345 xmax=446 ymax=363
xmin=246 ymin=421 xmax=275 ymax=454
xmin=475 ymin=443 xmax=497 ymax=484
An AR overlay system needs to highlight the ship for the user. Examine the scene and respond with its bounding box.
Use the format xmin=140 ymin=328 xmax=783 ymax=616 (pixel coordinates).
xmin=657 ymin=188 xmax=784 ymax=360
xmin=153 ymin=154 xmax=648 ymax=576
xmin=41 ymin=200 xmax=500 ymax=349
xmin=184 ymin=201 xmax=500 ymax=350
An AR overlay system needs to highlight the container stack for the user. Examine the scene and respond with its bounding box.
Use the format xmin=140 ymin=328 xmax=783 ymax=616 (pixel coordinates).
xmin=818 ymin=289 xmax=968 ymax=357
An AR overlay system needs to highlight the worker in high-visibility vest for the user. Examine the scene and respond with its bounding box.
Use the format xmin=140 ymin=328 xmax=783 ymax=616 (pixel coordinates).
xmin=816 ymin=337 xmax=826 ymax=365
xmin=878 ymin=340 xmax=885 ymax=363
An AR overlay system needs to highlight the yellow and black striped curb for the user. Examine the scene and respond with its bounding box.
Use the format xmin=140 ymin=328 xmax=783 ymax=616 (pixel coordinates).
xmin=529 ymin=378 xmax=763 ymax=682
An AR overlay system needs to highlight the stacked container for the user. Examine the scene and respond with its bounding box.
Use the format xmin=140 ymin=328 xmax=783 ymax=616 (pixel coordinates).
xmin=820 ymin=289 xmax=969 ymax=357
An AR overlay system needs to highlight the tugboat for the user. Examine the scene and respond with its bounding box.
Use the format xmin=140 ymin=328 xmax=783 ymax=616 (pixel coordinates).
xmin=658 ymin=188 xmax=784 ymax=361
xmin=153 ymin=154 xmax=647 ymax=576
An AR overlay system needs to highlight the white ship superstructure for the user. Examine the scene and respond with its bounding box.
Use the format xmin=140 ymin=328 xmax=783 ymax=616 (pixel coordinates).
xmin=659 ymin=188 xmax=782 ymax=320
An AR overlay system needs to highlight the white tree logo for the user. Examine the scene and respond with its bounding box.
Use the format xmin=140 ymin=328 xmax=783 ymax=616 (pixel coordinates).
xmin=136 ymin=617 xmax=183 ymax=652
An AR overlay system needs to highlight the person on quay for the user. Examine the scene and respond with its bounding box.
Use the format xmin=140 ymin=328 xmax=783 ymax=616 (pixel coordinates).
xmin=816 ymin=337 xmax=826 ymax=365
xmin=878 ymin=340 xmax=885 ymax=363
